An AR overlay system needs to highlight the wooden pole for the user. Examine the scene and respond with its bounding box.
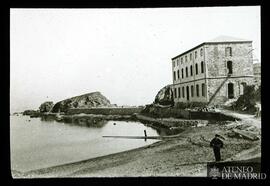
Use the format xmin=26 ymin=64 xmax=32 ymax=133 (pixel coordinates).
xmin=144 ymin=130 xmax=147 ymax=141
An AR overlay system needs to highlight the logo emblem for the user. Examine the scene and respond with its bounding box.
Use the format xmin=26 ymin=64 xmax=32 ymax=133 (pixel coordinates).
xmin=209 ymin=166 xmax=221 ymax=179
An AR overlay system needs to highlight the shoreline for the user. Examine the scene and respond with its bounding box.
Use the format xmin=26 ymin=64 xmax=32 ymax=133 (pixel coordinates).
xmin=12 ymin=139 xmax=164 ymax=178
xmin=12 ymin=109 xmax=261 ymax=178
xmin=12 ymin=115 xmax=261 ymax=178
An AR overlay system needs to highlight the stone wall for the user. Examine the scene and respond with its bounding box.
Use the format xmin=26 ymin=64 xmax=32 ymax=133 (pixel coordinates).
xmin=207 ymin=77 xmax=254 ymax=105
xmin=205 ymin=42 xmax=254 ymax=77
xmin=67 ymin=107 xmax=144 ymax=115
xmin=141 ymin=106 xmax=190 ymax=119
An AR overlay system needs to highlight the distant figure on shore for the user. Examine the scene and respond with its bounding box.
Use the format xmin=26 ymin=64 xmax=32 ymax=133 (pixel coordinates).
xmin=210 ymin=134 xmax=224 ymax=162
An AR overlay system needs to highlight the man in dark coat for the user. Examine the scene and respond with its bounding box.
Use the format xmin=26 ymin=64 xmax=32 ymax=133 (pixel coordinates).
xmin=210 ymin=134 xmax=224 ymax=161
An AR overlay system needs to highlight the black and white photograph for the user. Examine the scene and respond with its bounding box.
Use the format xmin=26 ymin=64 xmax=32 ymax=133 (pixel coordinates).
xmin=9 ymin=6 xmax=263 ymax=179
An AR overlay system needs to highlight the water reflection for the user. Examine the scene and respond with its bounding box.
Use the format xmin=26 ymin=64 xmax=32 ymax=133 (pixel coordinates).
xmin=40 ymin=115 xmax=55 ymax=122
xmin=40 ymin=115 xmax=184 ymax=136
xmin=41 ymin=115 xmax=108 ymax=128
xmin=11 ymin=116 xmax=161 ymax=172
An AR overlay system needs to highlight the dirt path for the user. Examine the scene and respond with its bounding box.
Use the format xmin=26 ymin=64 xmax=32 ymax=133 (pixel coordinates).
xmin=219 ymin=108 xmax=261 ymax=129
xmin=191 ymin=109 xmax=261 ymax=177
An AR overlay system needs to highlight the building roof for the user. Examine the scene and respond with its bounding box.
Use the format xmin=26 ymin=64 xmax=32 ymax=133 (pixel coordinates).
xmin=172 ymin=35 xmax=252 ymax=60
xmin=207 ymin=35 xmax=250 ymax=43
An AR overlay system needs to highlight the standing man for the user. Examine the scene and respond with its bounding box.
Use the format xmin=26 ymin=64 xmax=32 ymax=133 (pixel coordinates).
xmin=210 ymin=134 xmax=224 ymax=162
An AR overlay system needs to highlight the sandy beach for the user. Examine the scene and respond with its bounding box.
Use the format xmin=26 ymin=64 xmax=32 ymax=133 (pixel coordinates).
xmin=12 ymin=113 xmax=261 ymax=178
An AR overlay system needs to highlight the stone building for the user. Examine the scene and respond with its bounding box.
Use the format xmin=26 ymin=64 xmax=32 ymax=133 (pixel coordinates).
xmin=253 ymin=62 xmax=261 ymax=85
xmin=171 ymin=36 xmax=254 ymax=106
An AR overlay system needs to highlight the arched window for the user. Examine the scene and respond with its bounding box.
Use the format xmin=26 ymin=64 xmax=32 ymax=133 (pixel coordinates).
xmin=177 ymin=70 xmax=180 ymax=79
xmin=174 ymin=88 xmax=177 ymax=98
xmin=191 ymin=85 xmax=194 ymax=97
xmin=195 ymin=63 xmax=198 ymax=75
xmin=182 ymin=87 xmax=185 ymax=98
xmin=178 ymin=87 xmax=181 ymax=98
xmin=186 ymin=67 xmax=188 ymax=77
xmin=201 ymin=61 xmax=204 ymax=73
xmin=173 ymin=71 xmax=176 ymax=81
xmin=181 ymin=68 xmax=184 ymax=78
xmin=186 ymin=86 xmax=190 ymax=101
xmin=240 ymin=82 xmax=247 ymax=95
xmin=200 ymin=48 xmax=203 ymax=56
xmin=196 ymin=84 xmax=199 ymax=97
xmin=190 ymin=65 xmax=193 ymax=76
xmin=202 ymin=83 xmax=205 ymax=97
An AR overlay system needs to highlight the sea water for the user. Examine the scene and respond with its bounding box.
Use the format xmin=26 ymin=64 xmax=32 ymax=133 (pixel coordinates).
xmin=10 ymin=115 xmax=162 ymax=172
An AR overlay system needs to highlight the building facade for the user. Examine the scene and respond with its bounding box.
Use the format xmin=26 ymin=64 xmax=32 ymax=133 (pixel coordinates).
xmin=171 ymin=36 xmax=254 ymax=105
xmin=253 ymin=63 xmax=261 ymax=85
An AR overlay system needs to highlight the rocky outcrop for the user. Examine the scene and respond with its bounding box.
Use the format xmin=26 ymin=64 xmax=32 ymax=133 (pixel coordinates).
xmin=23 ymin=110 xmax=39 ymax=116
xmin=51 ymin=92 xmax=112 ymax=113
xmin=154 ymin=85 xmax=174 ymax=106
xmin=39 ymin=101 xmax=54 ymax=113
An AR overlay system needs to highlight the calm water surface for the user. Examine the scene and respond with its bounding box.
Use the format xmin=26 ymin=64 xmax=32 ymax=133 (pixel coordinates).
xmin=10 ymin=115 xmax=162 ymax=172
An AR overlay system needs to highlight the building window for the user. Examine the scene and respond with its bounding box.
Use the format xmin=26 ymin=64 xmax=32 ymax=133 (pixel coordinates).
xmin=186 ymin=67 xmax=188 ymax=77
xmin=228 ymin=83 xmax=234 ymax=99
xmin=200 ymin=48 xmax=203 ymax=56
xmin=181 ymin=57 xmax=183 ymax=64
xmin=190 ymin=65 xmax=193 ymax=76
xmin=173 ymin=71 xmax=176 ymax=81
xmin=202 ymin=83 xmax=205 ymax=97
xmin=177 ymin=59 xmax=179 ymax=66
xmin=201 ymin=61 xmax=204 ymax=73
xmin=190 ymin=53 xmax=192 ymax=60
xmin=185 ymin=56 xmax=187 ymax=62
xmin=195 ymin=51 xmax=197 ymax=59
xmin=182 ymin=87 xmax=185 ymax=98
xmin=178 ymin=87 xmax=181 ymax=98
xmin=173 ymin=61 xmax=175 ymax=67
xmin=196 ymin=84 xmax=199 ymax=97
xmin=225 ymin=47 xmax=232 ymax=57
xmin=177 ymin=70 xmax=180 ymax=79
xmin=186 ymin=86 xmax=190 ymax=101
xmin=174 ymin=88 xmax=177 ymax=98
xmin=195 ymin=63 xmax=198 ymax=75
xmin=191 ymin=85 xmax=194 ymax=97
xmin=181 ymin=68 xmax=184 ymax=78
xmin=227 ymin=61 xmax=233 ymax=74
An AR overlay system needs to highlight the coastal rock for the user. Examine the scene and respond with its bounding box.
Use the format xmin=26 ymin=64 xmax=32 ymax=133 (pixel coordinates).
xmin=23 ymin=110 xmax=39 ymax=116
xmin=51 ymin=92 xmax=112 ymax=113
xmin=154 ymin=85 xmax=174 ymax=106
xmin=39 ymin=101 xmax=54 ymax=112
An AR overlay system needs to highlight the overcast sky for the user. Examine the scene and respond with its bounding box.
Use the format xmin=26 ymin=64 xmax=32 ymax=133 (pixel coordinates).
xmin=10 ymin=6 xmax=260 ymax=113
